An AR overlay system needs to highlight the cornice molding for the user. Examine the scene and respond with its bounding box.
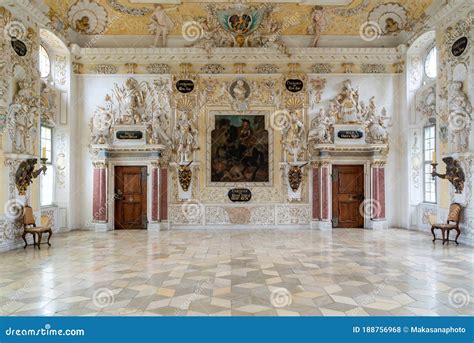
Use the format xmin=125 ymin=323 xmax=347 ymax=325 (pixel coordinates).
xmin=73 ymin=46 xmax=403 ymax=64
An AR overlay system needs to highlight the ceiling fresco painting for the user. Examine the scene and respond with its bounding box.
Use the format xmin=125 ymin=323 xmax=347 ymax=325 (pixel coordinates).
xmin=44 ymin=0 xmax=432 ymax=40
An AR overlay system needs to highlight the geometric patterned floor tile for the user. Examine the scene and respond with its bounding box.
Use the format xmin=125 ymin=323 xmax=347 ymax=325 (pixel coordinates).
xmin=0 ymin=228 xmax=473 ymax=316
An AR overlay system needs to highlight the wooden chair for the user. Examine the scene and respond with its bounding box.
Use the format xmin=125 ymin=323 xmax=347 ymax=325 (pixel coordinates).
xmin=431 ymin=203 xmax=463 ymax=245
xmin=22 ymin=206 xmax=52 ymax=249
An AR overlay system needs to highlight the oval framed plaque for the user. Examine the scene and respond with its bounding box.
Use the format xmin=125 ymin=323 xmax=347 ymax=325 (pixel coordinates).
xmin=11 ymin=38 xmax=27 ymax=57
xmin=451 ymin=36 xmax=468 ymax=57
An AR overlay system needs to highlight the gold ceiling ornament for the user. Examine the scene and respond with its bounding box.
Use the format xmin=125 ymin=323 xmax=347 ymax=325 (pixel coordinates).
xmin=178 ymin=161 xmax=193 ymax=192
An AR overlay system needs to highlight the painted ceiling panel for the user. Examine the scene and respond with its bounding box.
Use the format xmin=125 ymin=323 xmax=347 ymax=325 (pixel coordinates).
xmin=44 ymin=0 xmax=432 ymax=37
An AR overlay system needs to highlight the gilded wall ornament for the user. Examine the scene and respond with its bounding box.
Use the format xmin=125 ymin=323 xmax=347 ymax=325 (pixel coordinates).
xmin=200 ymin=64 xmax=225 ymax=74
xmin=146 ymin=63 xmax=170 ymax=74
xmin=361 ymin=64 xmax=386 ymax=74
xmin=94 ymin=64 xmax=118 ymax=74
xmin=309 ymin=77 xmax=326 ymax=107
xmin=288 ymin=164 xmax=306 ymax=192
xmin=178 ymin=162 xmax=193 ymax=192
xmin=254 ymin=64 xmax=279 ymax=74
xmin=312 ymin=63 xmax=332 ymax=74
xmin=342 ymin=63 xmax=354 ymax=73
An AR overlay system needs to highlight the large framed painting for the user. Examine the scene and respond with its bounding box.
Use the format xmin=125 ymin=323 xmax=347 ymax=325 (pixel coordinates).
xmin=207 ymin=111 xmax=273 ymax=186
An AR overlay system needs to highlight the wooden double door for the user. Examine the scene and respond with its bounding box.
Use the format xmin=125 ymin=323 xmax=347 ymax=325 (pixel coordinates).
xmin=114 ymin=166 xmax=147 ymax=230
xmin=332 ymin=165 xmax=365 ymax=228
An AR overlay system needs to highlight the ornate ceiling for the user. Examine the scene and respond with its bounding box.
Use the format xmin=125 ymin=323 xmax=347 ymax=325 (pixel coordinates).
xmin=44 ymin=0 xmax=432 ymax=38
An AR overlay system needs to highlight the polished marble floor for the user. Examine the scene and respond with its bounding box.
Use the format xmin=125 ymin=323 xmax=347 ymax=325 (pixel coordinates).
xmin=0 ymin=228 xmax=473 ymax=316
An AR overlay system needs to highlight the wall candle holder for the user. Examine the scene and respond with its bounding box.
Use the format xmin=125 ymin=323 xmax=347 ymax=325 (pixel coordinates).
xmin=431 ymin=156 xmax=465 ymax=194
xmin=15 ymin=158 xmax=48 ymax=196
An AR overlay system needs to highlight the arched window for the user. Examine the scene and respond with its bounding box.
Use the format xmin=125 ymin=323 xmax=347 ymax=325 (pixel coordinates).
xmin=39 ymin=45 xmax=51 ymax=78
xmin=424 ymin=47 xmax=437 ymax=79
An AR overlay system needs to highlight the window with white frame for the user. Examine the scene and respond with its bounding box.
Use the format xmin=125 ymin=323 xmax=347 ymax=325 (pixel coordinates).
xmin=424 ymin=46 xmax=437 ymax=79
xmin=39 ymin=45 xmax=51 ymax=78
xmin=40 ymin=126 xmax=54 ymax=206
xmin=423 ymin=125 xmax=436 ymax=203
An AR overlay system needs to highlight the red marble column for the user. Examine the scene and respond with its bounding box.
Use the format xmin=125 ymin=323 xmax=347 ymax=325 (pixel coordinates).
xmin=159 ymin=168 xmax=168 ymax=221
xmin=92 ymin=164 xmax=107 ymax=222
xmin=151 ymin=167 xmax=159 ymax=222
xmin=321 ymin=164 xmax=330 ymax=220
xmin=371 ymin=164 xmax=386 ymax=220
xmin=312 ymin=167 xmax=320 ymax=220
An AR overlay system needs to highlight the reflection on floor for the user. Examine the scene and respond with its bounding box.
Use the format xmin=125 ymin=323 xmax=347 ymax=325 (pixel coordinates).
xmin=0 ymin=229 xmax=473 ymax=316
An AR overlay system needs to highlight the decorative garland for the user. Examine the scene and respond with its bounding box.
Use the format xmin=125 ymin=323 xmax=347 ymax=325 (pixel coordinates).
xmin=107 ymin=0 xmax=152 ymax=16
xmin=332 ymin=0 xmax=369 ymax=17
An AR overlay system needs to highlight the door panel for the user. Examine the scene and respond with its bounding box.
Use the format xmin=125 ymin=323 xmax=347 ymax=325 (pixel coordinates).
xmin=332 ymin=165 xmax=364 ymax=228
xmin=115 ymin=166 xmax=147 ymax=230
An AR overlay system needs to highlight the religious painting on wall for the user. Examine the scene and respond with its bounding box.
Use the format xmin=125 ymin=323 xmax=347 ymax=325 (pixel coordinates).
xmin=210 ymin=114 xmax=269 ymax=183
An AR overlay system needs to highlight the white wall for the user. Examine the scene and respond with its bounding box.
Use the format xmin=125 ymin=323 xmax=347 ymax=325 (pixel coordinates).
xmin=76 ymin=73 xmax=402 ymax=229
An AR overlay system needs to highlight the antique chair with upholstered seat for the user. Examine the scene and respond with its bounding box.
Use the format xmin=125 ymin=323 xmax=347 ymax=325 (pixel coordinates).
xmin=22 ymin=206 xmax=53 ymax=249
xmin=431 ymin=203 xmax=463 ymax=245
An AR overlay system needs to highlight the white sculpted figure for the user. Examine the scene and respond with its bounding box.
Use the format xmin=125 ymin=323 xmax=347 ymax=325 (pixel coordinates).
xmin=336 ymin=79 xmax=360 ymax=123
xmin=308 ymin=6 xmax=329 ymax=47
xmin=174 ymin=111 xmax=198 ymax=163
xmin=91 ymin=95 xmax=114 ymax=144
xmin=148 ymin=5 xmax=177 ymax=47
xmin=308 ymin=108 xmax=336 ymax=144
xmin=7 ymin=80 xmax=37 ymax=154
xmin=113 ymin=78 xmax=145 ymax=125
xmin=282 ymin=111 xmax=306 ymax=162
xmin=365 ymin=98 xmax=390 ymax=144
xmin=449 ymin=81 xmax=472 ymax=152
